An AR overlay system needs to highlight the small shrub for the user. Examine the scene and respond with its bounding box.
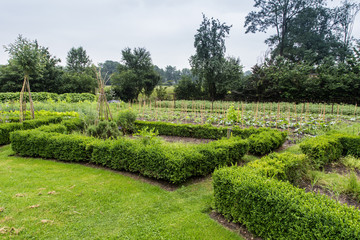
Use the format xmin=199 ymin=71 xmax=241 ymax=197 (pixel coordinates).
xmin=134 ymin=127 xmax=162 ymax=145
xmin=226 ymin=104 xmax=239 ymax=123
xmin=116 ymin=109 xmax=137 ymax=134
xmin=86 ymin=121 xmax=121 ymax=139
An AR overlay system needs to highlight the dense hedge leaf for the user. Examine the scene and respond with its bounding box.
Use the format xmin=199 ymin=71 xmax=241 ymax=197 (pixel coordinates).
xmin=213 ymin=166 xmax=360 ymax=239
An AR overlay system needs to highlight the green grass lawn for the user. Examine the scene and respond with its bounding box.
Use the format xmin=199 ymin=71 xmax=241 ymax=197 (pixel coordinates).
xmin=0 ymin=145 xmax=243 ymax=240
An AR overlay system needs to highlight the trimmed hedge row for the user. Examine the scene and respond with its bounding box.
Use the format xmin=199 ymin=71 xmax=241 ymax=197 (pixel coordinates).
xmin=247 ymin=152 xmax=307 ymax=184
xmin=135 ymin=121 xmax=287 ymax=155
xmin=89 ymin=136 xmax=249 ymax=183
xmin=213 ymin=166 xmax=360 ymax=239
xmin=248 ymin=130 xmax=287 ymax=155
xmin=134 ymin=121 xmax=269 ymax=139
xmin=0 ymin=92 xmax=95 ymax=103
xmin=300 ymin=132 xmax=360 ymax=168
xmin=0 ymin=117 xmax=63 ymax=145
xmin=11 ymin=130 xmax=93 ymax=162
xmin=10 ymin=129 xmax=249 ymax=183
xmin=0 ymin=110 xmax=78 ymax=123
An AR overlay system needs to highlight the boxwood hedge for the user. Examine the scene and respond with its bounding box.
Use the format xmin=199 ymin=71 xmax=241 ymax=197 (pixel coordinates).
xmin=10 ymin=129 xmax=249 ymax=183
xmin=0 ymin=117 xmax=62 ymax=145
xmin=213 ymin=166 xmax=360 ymax=239
xmin=300 ymin=132 xmax=360 ymax=168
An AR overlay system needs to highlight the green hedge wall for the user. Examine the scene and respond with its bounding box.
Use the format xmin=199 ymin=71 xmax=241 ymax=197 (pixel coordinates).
xmin=331 ymin=133 xmax=360 ymax=158
xmin=10 ymin=129 xmax=249 ymax=184
xmin=248 ymin=130 xmax=287 ymax=155
xmin=300 ymin=135 xmax=343 ymax=168
xmin=134 ymin=121 xmax=269 ymax=139
xmin=247 ymin=152 xmax=307 ymax=184
xmin=135 ymin=121 xmax=287 ymax=155
xmin=300 ymin=133 xmax=360 ymax=168
xmin=213 ymin=166 xmax=360 ymax=239
xmin=0 ymin=92 xmax=95 ymax=102
xmin=0 ymin=117 xmax=62 ymax=145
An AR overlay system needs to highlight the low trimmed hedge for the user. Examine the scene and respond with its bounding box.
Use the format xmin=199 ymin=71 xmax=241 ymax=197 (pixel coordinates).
xmin=300 ymin=133 xmax=360 ymax=168
xmin=0 ymin=92 xmax=95 ymax=103
xmin=0 ymin=117 xmax=62 ymax=145
xmin=11 ymin=130 xmax=93 ymax=161
xmin=331 ymin=133 xmax=360 ymax=157
xmin=10 ymin=129 xmax=249 ymax=183
xmin=213 ymin=166 xmax=360 ymax=239
xmin=135 ymin=121 xmax=287 ymax=155
xmin=134 ymin=121 xmax=268 ymax=139
xmin=247 ymin=152 xmax=307 ymax=184
xmin=248 ymin=130 xmax=287 ymax=155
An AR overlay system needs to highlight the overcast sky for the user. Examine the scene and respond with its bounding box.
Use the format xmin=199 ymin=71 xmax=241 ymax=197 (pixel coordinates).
xmin=1 ymin=0 xmax=359 ymax=71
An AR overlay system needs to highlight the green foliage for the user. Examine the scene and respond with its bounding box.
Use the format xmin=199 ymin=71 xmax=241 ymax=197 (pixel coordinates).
xmin=300 ymin=132 xmax=360 ymax=169
xmin=346 ymin=171 xmax=360 ymax=200
xmin=225 ymin=104 xmax=238 ymax=123
xmin=174 ymin=76 xmax=202 ymax=100
xmin=213 ymin=166 xmax=360 ymax=239
xmin=0 ymin=92 xmax=96 ymax=102
xmin=11 ymin=128 xmax=248 ymax=184
xmin=332 ymin=133 xmax=360 ymax=157
xmin=66 ymin=46 xmax=91 ymax=73
xmin=59 ymin=70 xmax=97 ymax=94
xmin=248 ymin=130 xmax=287 ymax=155
xmin=340 ymin=155 xmax=360 ymax=171
xmin=116 ymin=109 xmax=137 ymax=134
xmin=86 ymin=121 xmax=121 ymax=139
xmin=134 ymin=127 xmax=161 ymax=145
xmin=247 ymin=152 xmax=307 ymax=184
xmin=10 ymin=130 xmax=93 ymax=162
xmin=0 ymin=117 xmax=62 ymax=145
xmin=4 ymin=35 xmax=45 ymax=76
xmin=190 ymin=14 xmax=232 ymax=101
xmin=111 ymin=47 xmax=160 ymax=101
xmin=300 ymin=135 xmax=343 ymax=168
xmin=135 ymin=120 xmax=269 ymax=139
xmin=155 ymin=85 xmax=168 ymax=100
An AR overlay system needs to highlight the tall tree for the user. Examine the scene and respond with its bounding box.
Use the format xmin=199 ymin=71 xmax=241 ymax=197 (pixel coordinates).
xmin=244 ymin=0 xmax=325 ymax=56
xmin=111 ymin=47 xmax=160 ymax=101
xmin=281 ymin=6 xmax=342 ymax=64
xmin=98 ymin=60 xmax=120 ymax=84
xmin=66 ymin=47 xmax=91 ymax=72
xmin=333 ymin=0 xmax=360 ymax=61
xmin=4 ymin=35 xmax=46 ymax=121
xmin=190 ymin=14 xmax=232 ymax=101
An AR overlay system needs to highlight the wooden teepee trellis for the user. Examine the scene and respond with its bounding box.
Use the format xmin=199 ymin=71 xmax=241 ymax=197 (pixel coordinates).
xmin=19 ymin=74 xmax=35 ymax=122
xmin=95 ymin=67 xmax=113 ymax=123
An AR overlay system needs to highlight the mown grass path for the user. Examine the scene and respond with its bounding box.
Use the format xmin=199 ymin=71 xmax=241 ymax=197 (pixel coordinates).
xmin=0 ymin=145 xmax=242 ymax=240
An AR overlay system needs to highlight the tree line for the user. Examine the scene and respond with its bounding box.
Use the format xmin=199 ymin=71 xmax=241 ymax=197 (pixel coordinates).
xmin=1 ymin=0 xmax=359 ymax=104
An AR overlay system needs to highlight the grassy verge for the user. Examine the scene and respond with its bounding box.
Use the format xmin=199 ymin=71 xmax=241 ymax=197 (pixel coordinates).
xmin=0 ymin=145 xmax=242 ymax=240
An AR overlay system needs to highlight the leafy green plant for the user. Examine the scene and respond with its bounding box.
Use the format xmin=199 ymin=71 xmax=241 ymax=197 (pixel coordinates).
xmin=226 ymin=104 xmax=239 ymax=123
xmin=134 ymin=127 xmax=162 ymax=145
xmin=346 ymin=171 xmax=360 ymax=200
xmin=86 ymin=121 xmax=121 ymax=139
xmin=116 ymin=109 xmax=137 ymax=134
